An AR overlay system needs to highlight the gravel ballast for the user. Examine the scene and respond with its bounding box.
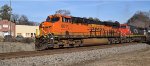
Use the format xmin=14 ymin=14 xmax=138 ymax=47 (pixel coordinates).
xmin=0 ymin=42 xmax=35 ymax=53
xmin=0 ymin=43 xmax=149 ymax=66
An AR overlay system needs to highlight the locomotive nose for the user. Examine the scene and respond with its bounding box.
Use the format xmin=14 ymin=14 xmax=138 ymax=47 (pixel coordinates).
xmin=41 ymin=21 xmax=53 ymax=27
xmin=39 ymin=22 xmax=53 ymax=35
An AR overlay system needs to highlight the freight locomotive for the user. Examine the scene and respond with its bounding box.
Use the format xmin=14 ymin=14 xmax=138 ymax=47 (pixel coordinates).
xmin=35 ymin=14 xmax=147 ymax=50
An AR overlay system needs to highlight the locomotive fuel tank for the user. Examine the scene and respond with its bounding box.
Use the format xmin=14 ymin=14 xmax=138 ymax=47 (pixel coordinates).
xmin=83 ymin=38 xmax=109 ymax=46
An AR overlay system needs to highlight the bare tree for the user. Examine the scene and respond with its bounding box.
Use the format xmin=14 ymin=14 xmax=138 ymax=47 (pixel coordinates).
xmin=127 ymin=11 xmax=150 ymax=28
xmin=93 ymin=17 xmax=100 ymax=22
xmin=88 ymin=17 xmax=94 ymax=20
xmin=18 ymin=15 xmax=29 ymax=25
xmin=11 ymin=13 xmax=19 ymax=23
xmin=55 ymin=9 xmax=71 ymax=15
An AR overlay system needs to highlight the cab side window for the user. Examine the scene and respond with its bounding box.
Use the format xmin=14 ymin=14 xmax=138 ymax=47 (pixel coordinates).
xmin=62 ymin=17 xmax=65 ymax=22
xmin=46 ymin=16 xmax=50 ymax=22
xmin=51 ymin=17 xmax=60 ymax=22
xmin=62 ymin=17 xmax=71 ymax=23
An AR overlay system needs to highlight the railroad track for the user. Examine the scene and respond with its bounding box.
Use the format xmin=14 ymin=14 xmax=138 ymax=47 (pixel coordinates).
xmin=0 ymin=43 xmax=138 ymax=60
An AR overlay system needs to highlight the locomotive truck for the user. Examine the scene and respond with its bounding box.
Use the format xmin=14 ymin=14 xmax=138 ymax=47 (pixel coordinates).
xmin=35 ymin=14 xmax=147 ymax=50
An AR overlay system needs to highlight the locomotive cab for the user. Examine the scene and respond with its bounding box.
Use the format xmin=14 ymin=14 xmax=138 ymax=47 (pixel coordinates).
xmin=46 ymin=15 xmax=60 ymax=23
xmin=119 ymin=24 xmax=131 ymax=36
xmin=36 ymin=14 xmax=63 ymax=50
xmin=39 ymin=14 xmax=62 ymax=36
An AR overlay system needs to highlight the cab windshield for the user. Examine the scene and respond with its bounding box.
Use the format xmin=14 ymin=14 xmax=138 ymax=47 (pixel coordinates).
xmin=51 ymin=17 xmax=60 ymax=22
xmin=46 ymin=16 xmax=60 ymax=23
xmin=121 ymin=26 xmax=126 ymax=28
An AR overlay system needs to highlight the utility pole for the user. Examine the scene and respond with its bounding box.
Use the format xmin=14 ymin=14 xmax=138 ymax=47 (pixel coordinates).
xmin=10 ymin=0 xmax=12 ymax=36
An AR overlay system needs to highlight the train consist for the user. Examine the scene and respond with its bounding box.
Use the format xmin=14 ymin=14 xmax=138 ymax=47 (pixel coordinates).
xmin=35 ymin=14 xmax=147 ymax=50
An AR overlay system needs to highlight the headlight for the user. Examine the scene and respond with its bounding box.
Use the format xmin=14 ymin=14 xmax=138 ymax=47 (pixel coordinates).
xmin=51 ymin=38 xmax=53 ymax=39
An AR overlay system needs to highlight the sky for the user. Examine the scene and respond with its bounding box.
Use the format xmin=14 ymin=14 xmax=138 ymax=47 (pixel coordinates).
xmin=0 ymin=0 xmax=150 ymax=23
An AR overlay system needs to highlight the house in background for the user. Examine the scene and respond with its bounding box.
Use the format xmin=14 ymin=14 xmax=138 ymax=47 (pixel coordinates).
xmin=0 ymin=20 xmax=15 ymax=37
xmin=16 ymin=25 xmax=39 ymax=37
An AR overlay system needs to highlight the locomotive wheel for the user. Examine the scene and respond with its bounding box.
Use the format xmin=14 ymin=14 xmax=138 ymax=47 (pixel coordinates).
xmin=67 ymin=39 xmax=75 ymax=48
xmin=112 ymin=38 xmax=116 ymax=44
xmin=116 ymin=38 xmax=120 ymax=44
xmin=126 ymin=38 xmax=130 ymax=43
xmin=35 ymin=36 xmax=48 ymax=50
xmin=69 ymin=44 xmax=75 ymax=48
xmin=108 ymin=41 xmax=111 ymax=45
xmin=73 ymin=40 xmax=79 ymax=47
xmin=35 ymin=42 xmax=48 ymax=50
xmin=58 ymin=41 xmax=64 ymax=48
xmin=79 ymin=44 xmax=83 ymax=47
xmin=108 ymin=38 xmax=112 ymax=44
xmin=119 ymin=38 xmax=123 ymax=44
xmin=78 ymin=40 xmax=83 ymax=47
xmin=59 ymin=45 xmax=64 ymax=48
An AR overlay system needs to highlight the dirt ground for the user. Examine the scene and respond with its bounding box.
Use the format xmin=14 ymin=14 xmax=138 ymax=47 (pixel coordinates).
xmin=74 ymin=46 xmax=150 ymax=66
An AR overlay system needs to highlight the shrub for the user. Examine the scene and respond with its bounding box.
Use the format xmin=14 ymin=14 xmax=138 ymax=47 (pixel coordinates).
xmin=21 ymin=38 xmax=34 ymax=44
xmin=4 ymin=35 xmax=15 ymax=42
xmin=0 ymin=36 xmax=4 ymax=42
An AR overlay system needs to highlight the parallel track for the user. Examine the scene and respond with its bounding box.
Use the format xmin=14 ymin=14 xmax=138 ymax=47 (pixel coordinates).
xmin=0 ymin=43 xmax=138 ymax=60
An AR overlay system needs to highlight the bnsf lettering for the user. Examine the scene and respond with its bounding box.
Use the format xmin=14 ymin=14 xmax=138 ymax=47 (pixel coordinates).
xmin=61 ymin=24 xmax=68 ymax=28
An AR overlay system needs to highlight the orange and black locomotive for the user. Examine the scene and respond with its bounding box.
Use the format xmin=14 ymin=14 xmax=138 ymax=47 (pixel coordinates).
xmin=35 ymin=14 xmax=147 ymax=50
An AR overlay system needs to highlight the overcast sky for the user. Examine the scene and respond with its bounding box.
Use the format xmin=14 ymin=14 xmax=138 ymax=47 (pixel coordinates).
xmin=0 ymin=0 xmax=150 ymax=23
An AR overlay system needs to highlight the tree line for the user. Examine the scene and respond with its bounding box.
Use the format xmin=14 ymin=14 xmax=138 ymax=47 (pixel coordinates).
xmin=127 ymin=11 xmax=150 ymax=28
xmin=0 ymin=4 xmax=37 ymax=25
